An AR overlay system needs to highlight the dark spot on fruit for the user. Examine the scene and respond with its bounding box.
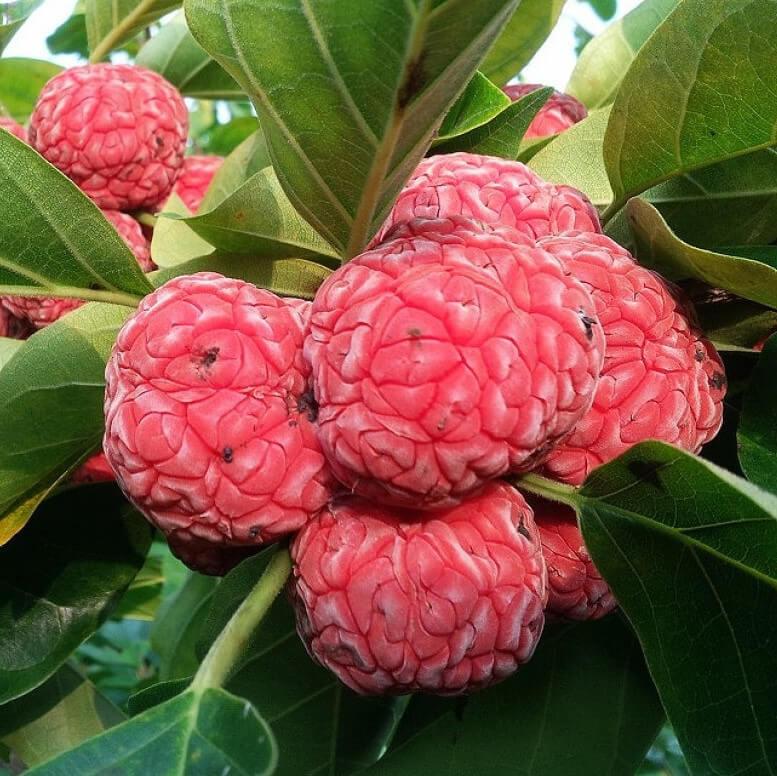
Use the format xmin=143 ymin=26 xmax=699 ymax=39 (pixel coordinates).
xmin=249 ymin=526 xmax=261 ymax=538
xmin=437 ymin=417 xmax=447 ymax=431
xmin=580 ymin=311 xmax=597 ymax=341
xmin=709 ymin=372 xmax=727 ymax=390
xmin=627 ymin=459 xmax=665 ymax=490
xmin=694 ymin=348 xmax=705 ymax=362
xmin=298 ymin=390 xmax=319 ymax=422
xmin=516 ymin=513 xmax=531 ymax=540
xmin=398 ymin=52 xmax=427 ymax=109
xmin=222 ymin=447 xmax=233 ymax=463
xmin=200 ymin=347 xmax=220 ymax=368
xmin=155 ymin=135 xmax=164 ymax=147
xmin=408 ymin=327 xmax=422 ymax=338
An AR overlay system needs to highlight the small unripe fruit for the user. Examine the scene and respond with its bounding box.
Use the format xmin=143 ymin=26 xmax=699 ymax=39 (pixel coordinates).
xmin=72 ymin=452 xmax=115 ymax=484
xmin=0 ymin=117 xmax=27 ymax=143
xmin=503 ymin=84 xmax=588 ymax=139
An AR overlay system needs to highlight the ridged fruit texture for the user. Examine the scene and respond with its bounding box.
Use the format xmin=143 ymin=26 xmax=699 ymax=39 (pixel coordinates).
xmin=1 ymin=210 xmax=151 ymax=329
xmin=539 ymin=232 xmax=727 ymax=484
xmin=30 ymin=64 xmax=188 ymax=210
xmin=530 ymin=496 xmax=616 ymax=621
xmin=103 ymin=272 xmax=334 ymax=575
xmin=375 ymin=153 xmax=601 ymax=244
xmin=0 ymin=118 xmax=28 ymax=143
xmin=292 ymin=482 xmax=547 ymax=695
xmin=503 ymin=84 xmax=588 ymax=139
xmin=306 ymin=222 xmax=604 ymax=508
xmin=173 ymin=155 xmax=223 ymax=212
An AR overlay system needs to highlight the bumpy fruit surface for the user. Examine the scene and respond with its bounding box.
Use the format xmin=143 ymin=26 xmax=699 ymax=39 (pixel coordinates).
xmin=292 ymin=482 xmax=547 ymax=695
xmin=0 ymin=117 xmax=27 ymax=143
xmin=173 ymin=155 xmax=223 ymax=213
xmin=503 ymin=84 xmax=588 ymax=139
xmin=375 ymin=153 xmax=601 ymax=244
xmin=30 ymin=64 xmax=188 ymax=210
xmin=307 ymin=227 xmax=604 ymax=508
xmin=103 ymin=273 xmax=333 ymax=575
xmin=72 ymin=452 xmax=116 ymax=484
xmin=539 ymin=232 xmax=726 ymax=484
xmin=1 ymin=210 xmax=152 ymax=329
xmin=530 ymin=496 xmax=616 ymax=621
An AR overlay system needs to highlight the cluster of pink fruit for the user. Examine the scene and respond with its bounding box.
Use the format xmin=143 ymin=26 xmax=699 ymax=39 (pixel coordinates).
xmin=3 ymin=66 xmax=728 ymax=697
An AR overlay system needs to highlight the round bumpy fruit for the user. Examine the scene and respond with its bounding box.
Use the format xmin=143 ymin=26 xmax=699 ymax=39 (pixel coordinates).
xmin=173 ymin=155 xmax=223 ymax=213
xmin=103 ymin=273 xmax=333 ymax=575
xmin=503 ymin=84 xmax=588 ymax=138
xmin=1 ymin=210 xmax=151 ymax=329
xmin=530 ymin=496 xmax=616 ymax=621
xmin=306 ymin=219 xmax=604 ymax=508
xmin=30 ymin=64 xmax=188 ymax=210
xmin=0 ymin=117 xmax=28 ymax=143
xmin=374 ymin=153 xmax=601 ymax=244
xmin=539 ymin=232 xmax=726 ymax=484
xmin=291 ymin=482 xmax=547 ymax=696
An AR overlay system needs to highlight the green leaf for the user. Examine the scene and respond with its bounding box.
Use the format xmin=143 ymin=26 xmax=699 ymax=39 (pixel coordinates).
xmin=0 ymin=1 xmax=44 ymax=54
xmin=0 ymin=303 xmax=131 ymax=542
xmin=151 ymin=195 xmax=214 ymax=268
xmin=739 ymin=336 xmax=777 ymax=491
xmin=136 ymin=12 xmax=241 ymax=99
xmin=0 ymin=132 xmax=153 ymax=304
xmin=85 ymin=0 xmax=181 ymax=62
xmin=481 ymin=0 xmax=567 ymax=86
xmin=435 ymin=72 xmax=509 ymax=142
xmin=127 ymin=678 xmax=191 ymax=717
xmin=183 ymin=166 xmax=340 ymax=260
xmin=0 ymin=59 xmax=61 ymax=123
xmin=0 ymin=485 xmax=152 ymax=705
xmin=0 ymin=339 xmax=22 ymax=370
xmin=695 ymin=298 xmax=777 ymax=351
xmin=185 ymin=0 xmax=521 ymax=257
xmin=26 ymin=688 xmax=277 ymax=776
xmin=584 ymin=0 xmax=617 ymax=20
xmin=112 ymin=548 xmax=165 ymax=621
xmin=576 ymin=442 xmax=777 ymax=776
xmin=604 ymin=0 xmax=777 ymax=213
xmin=198 ymin=117 xmax=257 ymax=157
xmin=434 ymin=87 xmax=552 ymax=158
xmin=627 ymin=198 xmax=777 ymax=309
xmin=370 ymin=617 xmax=663 ymax=775
xmin=0 ymin=664 xmax=124 ymax=767
xmin=567 ymin=0 xmax=679 ymax=109
xmin=46 ymin=5 xmax=88 ymax=58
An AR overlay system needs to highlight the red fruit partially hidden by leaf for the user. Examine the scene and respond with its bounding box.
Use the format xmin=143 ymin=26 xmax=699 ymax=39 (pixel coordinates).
xmin=503 ymin=83 xmax=588 ymax=139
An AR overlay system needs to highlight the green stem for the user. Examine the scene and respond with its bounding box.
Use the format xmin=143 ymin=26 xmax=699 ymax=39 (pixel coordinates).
xmin=0 ymin=285 xmax=141 ymax=307
xmin=192 ymin=548 xmax=292 ymax=691
xmin=88 ymin=0 xmax=157 ymax=63
xmin=515 ymin=473 xmax=579 ymax=508
xmin=601 ymin=197 xmax=627 ymax=227
xmin=136 ymin=212 xmax=158 ymax=229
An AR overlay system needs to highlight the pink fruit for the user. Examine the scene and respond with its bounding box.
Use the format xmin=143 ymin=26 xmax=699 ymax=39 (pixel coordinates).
xmin=103 ymin=272 xmax=334 ymax=575
xmin=291 ymin=481 xmax=547 ymax=695
xmin=30 ymin=64 xmax=188 ymax=210
xmin=0 ymin=117 xmax=27 ymax=143
xmin=1 ymin=210 xmax=152 ymax=329
xmin=503 ymin=84 xmax=588 ymax=139
xmin=72 ymin=452 xmax=115 ymax=484
xmin=539 ymin=232 xmax=726 ymax=485
xmin=374 ymin=153 xmax=601 ymax=245
xmin=173 ymin=155 xmax=223 ymax=213
xmin=0 ymin=305 xmax=33 ymax=340
xmin=306 ymin=220 xmax=604 ymax=508
xmin=530 ymin=496 xmax=616 ymax=621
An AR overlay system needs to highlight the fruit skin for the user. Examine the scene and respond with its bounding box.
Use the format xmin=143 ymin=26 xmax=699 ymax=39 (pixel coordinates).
xmin=72 ymin=452 xmax=115 ymax=484
xmin=374 ymin=153 xmax=601 ymax=245
xmin=291 ymin=481 xmax=547 ymax=696
xmin=529 ymin=496 xmax=616 ymax=621
xmin=30 ymin=64 xmax=188 ymax=210
xmin=539 ymin=232 xmax=727 ymax=485
xmin=503 ymin=84 xmax=588 ymax=139
xmin=173 ymin=155 xmax=223 ymax=213
xmin=1 ymin=210 xmax=151 ymax=329
xmin=103 ymin=272 xmax=334 ymax=575
xmin=306 ymin=223 xmax=604 ymax=508
xmin=0 ymin=118 xmax=28 ymax=143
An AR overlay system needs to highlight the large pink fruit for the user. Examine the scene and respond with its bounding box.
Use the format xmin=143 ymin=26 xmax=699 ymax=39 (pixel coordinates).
xmin=30 ymin=64 xmax=188 ymax=210
xmin=503 ymin=84 xmax=588 ymax=139
xmin=539 ymin=232 xmax=726 ymax=485
xmin=292 ymin=482 xmax=547 ymax=695
xmin=374 ymin=153 xmax=601 ymax=244
xmin=173 ymin=155 xmax=223 ymax=213
xmin=0 ymin=117 xmax=27 ymax=143
xmin=103 ymin=273 xmax=334 ymax=575
xmin=306 ymin=224 xmax=604 ymax=508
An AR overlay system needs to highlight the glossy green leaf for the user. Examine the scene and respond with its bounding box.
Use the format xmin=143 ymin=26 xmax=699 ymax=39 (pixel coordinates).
xmin=112 ymin=549 xmax=165 ymax=621
xmin=0 ymin=59 xmax=61 ymax=123
xmin=576 ymin=442 xmax=777 ymax=776
xmin=739 ymin=336 xmax=777 ymax=491
xmin=435 ymin=72 xmax=509 ymax=142
xmin=136 ymin=12 xmax=240 ymax=99
xmin=0 ymin=132 xmax=153 ymax=303
xmin=567 ymin=0 xmax=678 ymax=109
xmin=434 ymin=87 xmax=551 ymax=158
xmin=695 ymin=299 xmax=777 ymax=351
xmin=183 ymin=166 xmax=340 ymax=260
xmin=46 ymin=4 xmax=88 ymax=58
xmin=370 ymin=617 xmax=663 ymax=775
xmin=0 ymin=303 xmax=130 ymax=542
xmin=85 ymin=0 xmax=181 ymax=61
xmin=186 ymin=0 xmax=521 ymax=256
xmin=0 ymin=1 xmax=43 ymax=54
xmin=26 ymin=689 xmax=277 ymax=776
xmin=151 ymin=195 xmax=214 ymax=268
xmin=481 ymin=0 xmax=567 ymax=86
xmin=627 ymin=199 xmax=777 ymax=309
xmin=198 ymin=117 xmax=258 ymax=157
xmin=604 ymin=0 xmax=777 ymax=212
xmin=0 ymin=486 xmax=152 ymax=705
xmin=0 ymin=665 xmax=124 ymax=768
xmin=0 ymin=339 xmax=22 ymax=370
